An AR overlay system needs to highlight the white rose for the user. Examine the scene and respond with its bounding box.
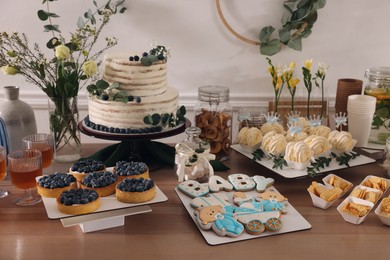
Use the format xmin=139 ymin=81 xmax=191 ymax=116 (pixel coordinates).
xmin=82 ymin=60 xmax=97 ymax=77
xmin=1 ymin=65 xmax=18 ymax=75
xmin=55 ymin=45 xmax=70 ymax=60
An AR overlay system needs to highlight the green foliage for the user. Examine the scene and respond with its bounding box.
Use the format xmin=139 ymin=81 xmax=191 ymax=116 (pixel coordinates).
xmin=271 ymin=154 xmax=288 ymax=170
xmin=307 ymin=156 xmax=332 ymax=177
xmin=143 ymin=105 xmax=187 ymax=129
xmin=259 ymin=0 xmax=326 ymax=56
xmin=333 ymin=151 xmax=360 ymax=167
xmin=252 ymin=148 xmax=265 ymax=161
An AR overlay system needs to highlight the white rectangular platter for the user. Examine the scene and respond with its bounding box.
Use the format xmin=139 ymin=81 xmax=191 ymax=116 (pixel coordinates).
xmin=231 ymin=144 xmax=376 ymax=178
xmin=41 ymin=185 xmax=167 ymax=220
xmin=175 ymin=186 xmax=311 ymax=246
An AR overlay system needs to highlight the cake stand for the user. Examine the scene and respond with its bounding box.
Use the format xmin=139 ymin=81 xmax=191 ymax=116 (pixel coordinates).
xmin=78 ymin=117 xmax=191 ymax=169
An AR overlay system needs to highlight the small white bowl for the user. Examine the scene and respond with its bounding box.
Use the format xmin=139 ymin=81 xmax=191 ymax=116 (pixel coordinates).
xmin=375 ymin=197 xmax=390 ymax=226
xmin=337 ymin=196 xmax=374 ymax=225
xmin=350 ymin=185 xmax=383 ymax=204
xmin=360 ymin=175 xmax=390 ymax=196
xmin=323 ymin=173 xmax=353 ymax=197
xmin=308 ymin=183 xmax=340 ymax=209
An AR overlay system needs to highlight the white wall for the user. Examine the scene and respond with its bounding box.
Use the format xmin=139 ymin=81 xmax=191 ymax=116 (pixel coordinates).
xmin=1 ymin=0 xmax=390 ymax=144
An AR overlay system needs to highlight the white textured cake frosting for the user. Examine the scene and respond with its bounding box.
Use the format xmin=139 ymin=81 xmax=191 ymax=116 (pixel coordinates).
xmin=285 ymin=130 xmax=308 ymax=142
xmin=89 ymin=88 xmax=179 ymax=129
xmin=284 ymin=141 xmax=312 ymax=163
xmin=103 ymin=53 xmax=167 ymax=97
xmin=327 ymin=130 xmax=355 ymax=152
xmin=261 ymin=131 xmax=287 ymax=155
xmin=87 ymin=48 xmax=181 ymax=130
xmin=304 ymin=135 xmax=332 ymax=156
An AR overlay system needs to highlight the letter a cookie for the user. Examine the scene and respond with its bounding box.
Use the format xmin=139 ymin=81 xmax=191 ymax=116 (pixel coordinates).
xmin=208 ymin=175 xmax=233 ymax=192
xmin=253 ymin=175 xmax=274 ymax=193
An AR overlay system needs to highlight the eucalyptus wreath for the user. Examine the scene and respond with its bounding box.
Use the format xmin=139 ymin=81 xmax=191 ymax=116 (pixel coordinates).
xmin=216 ymin=0 xmax=326 ymax=56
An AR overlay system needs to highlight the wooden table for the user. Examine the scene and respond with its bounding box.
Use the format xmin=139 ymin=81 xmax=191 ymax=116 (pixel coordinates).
xmin=1 ymin=143 xmax=389 ymax=260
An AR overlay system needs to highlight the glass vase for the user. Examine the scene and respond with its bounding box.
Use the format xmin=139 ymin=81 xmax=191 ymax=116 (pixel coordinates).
xmin=48 ymin=96 xmax=81 ymax=162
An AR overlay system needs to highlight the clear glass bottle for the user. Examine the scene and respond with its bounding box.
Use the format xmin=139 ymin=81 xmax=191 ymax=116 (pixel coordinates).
xmin=175 ymin=127 xmax=212 ymax=183
xmin=364 ymin=67 xmax=390 ymax=144
xmin=194 ymin=86 xmax=232 ymax=161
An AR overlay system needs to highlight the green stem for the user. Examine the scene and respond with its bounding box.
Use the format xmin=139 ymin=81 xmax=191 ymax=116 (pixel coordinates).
xmin=307 ymin=92 xmax=311 ymax=118
xmin=320 ymin=78 xmax=324 ymax=118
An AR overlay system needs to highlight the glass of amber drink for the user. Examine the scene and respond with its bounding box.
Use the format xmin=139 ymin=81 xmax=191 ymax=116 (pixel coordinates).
xmin=8 ymin=149 xmax=42 ymax=206
xmin=22 ymin=133 xmax=53 ymax=168
xmin=0 ymin=146 xmax=8 ymax=198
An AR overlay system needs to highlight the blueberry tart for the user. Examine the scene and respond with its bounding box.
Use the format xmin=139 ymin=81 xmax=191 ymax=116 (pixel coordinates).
xmin=57 ymin=189 xmax=101 ymax=215
xmin=69 ymin=159 xmax=106 ymax=182
xmin=114 ymin=161 xmax=149 ymax=181
xmin=116 ymin=178 xmax=156 ymax=203
xmin=37 ymin=172 xmax=78 ymax=198
xmin=80 ymin=171 xmax=118 ymax=197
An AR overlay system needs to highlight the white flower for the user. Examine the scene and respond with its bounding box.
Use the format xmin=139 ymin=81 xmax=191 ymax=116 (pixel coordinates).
xmin=1 ymin=65 xmax=18 ymax=75
xmin=55 ymin=45 xmax=70 ymax=60
xmin=82 ymin=60 xmax=97 ymax=77
xmin=318 ymin=62 xmax=329 ymax=77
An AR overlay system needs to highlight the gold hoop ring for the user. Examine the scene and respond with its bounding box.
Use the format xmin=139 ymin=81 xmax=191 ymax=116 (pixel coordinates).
xmin=215 ymin=0 xmax=260 ymax=46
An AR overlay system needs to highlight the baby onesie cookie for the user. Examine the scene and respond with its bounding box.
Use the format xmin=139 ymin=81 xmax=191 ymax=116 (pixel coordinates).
xmin=194 ymin=205 xmax=244 ymax=238
xmin=228 ymin=173 xmax=256 ymax=191
xmin=190 ymin=193 xmax=231 ymax=209
xmin=177 ymin=180 xmax=210 ymax=198
xmin=208 ymin=175 xmax=233 ymax=192
xmin=232 ymin=192 xmax=253 ymax=206
xmin=253 ymin=175 xmax=275 ymax=193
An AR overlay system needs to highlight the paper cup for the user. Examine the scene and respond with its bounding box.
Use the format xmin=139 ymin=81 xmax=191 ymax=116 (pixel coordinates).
xmin=347 ymin=112 xmax=374 ymax=147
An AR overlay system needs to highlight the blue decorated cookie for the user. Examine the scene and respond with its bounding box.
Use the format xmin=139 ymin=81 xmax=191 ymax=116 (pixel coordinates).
xmin=253 ymin=175 xmax=274 ymax=193
xmin=228 ymin=173 xmax=256 ymax=191
xmin=190 ymin=193 xmax=231 ymax=209
xmin=177 ymin=180 xmax=210 ymax=198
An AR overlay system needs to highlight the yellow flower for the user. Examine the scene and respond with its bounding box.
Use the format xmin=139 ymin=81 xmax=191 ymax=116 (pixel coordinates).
xmin=55 ymin=45 xmax=70 ymax=60
xmin=289 ymin=62 xmax=296 ymax=71
xmin=304 ymin=59 xmax=313 ymax=70
xmin=82 ymin=60 xmax=97 ymax=77
xmin=275 ymin=77 xmax=283 ymax=91
xmin=1 ymin=65 xmax=18 ymax=75
xmin=289 ymin=78 xmax=300 ymax=88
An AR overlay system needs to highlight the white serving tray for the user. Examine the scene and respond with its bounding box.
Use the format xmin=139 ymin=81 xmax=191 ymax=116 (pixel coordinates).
xmin=231 ymin=144 xmax=376 ymax=178
xmin=39 ymin=176 xmax=168 ymax=233
xmin=175 ymin=186 xmax=311 ymax=246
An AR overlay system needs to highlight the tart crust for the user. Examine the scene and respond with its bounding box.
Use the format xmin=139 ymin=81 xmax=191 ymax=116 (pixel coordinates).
xmin=37 ymin=181 xmax=78 ymax=198
xmin=69 ymin=168 xmax=106 ymax=183
xmin=116 ymin=185 xmax=156 ymax=203
xmin=56 ymin=196 xmax=101 ymax=215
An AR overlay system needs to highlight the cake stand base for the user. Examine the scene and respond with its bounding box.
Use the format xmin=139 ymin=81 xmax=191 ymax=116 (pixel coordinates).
xmin=61 ymin=205 xmax=152 ymax=233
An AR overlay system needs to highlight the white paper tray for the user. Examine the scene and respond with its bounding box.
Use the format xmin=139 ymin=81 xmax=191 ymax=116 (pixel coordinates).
xmin=175 ymin=186 xmax=311 ymax=246
xmin=231 ymin=144 xmax=376 ymax=178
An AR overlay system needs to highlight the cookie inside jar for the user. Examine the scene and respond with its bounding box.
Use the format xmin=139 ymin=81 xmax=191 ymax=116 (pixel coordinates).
xmin=195 ymin=86 xmax=232 ymax=161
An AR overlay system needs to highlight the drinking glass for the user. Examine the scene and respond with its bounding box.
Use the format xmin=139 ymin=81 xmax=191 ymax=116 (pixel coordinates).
xmin=22 ymin=133 xmax=54 ymax=168
xmin=8 ymin=149 xmax=42 ymax=206
xmin=0 ymin=146 xmax=8 ymax=198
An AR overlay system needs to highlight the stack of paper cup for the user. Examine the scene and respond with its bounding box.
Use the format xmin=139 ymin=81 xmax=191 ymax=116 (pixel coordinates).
xmin=347 ymin=95 xmax=377 ymax=147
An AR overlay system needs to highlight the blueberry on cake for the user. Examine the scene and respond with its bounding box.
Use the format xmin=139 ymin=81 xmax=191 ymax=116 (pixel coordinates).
xmin=57 ymin=189 xmax=101 ymax=215
xmin=37 ymin=172 xmax=78 ymax=198
xmin=80 ymin=171 xmax=118 ymax=197
xmin=116 ymin=178 xmax=156 ymax=203
xmin=69 ymin=159 xmax=106 ymax=182
xmin=114 ymin=161 xmax=149 ymax=181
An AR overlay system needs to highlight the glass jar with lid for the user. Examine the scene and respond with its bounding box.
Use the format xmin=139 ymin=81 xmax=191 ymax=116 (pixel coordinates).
xmin=175 ymin=127 xmax=214 ymax=183
xmin=194 ymin=86 xmax=232 ymax=161
xmin=364 ymin=67 xmax=390 ymax=144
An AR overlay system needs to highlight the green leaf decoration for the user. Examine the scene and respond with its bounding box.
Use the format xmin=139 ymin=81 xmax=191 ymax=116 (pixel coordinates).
xmin=143 ymin=115 xmax=153 ymax=125
xmin=151 ymin=114 xmax=161 ymax=125
xmin=96 ymin=79 xmax=110 ymax=90
xmin=141 ymin=57 xmax=152 ymax=66
xmin=252 ymin=149 xmax=265 ymax=161
xmin=46 ymin=37 xmax=59 ymax=49
xmin=119 ymin=7 xmax=127 ymax=13
xmin=77 ymin=17 xmax=84 ymax=29
xmin=38 ymin=10 xmax=59 ymax=21
xmin=259 ymin=26 xmax=275 ymax=43
xmin=43 ymin=24 xmax=61 ymax=33
xmin=287 ymin=36 xmax=302 ymax=51
xmin=260 ymin=39 xmax=282 ymax=56
xmin=279 ymin=28 xmax=291 ymax=43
